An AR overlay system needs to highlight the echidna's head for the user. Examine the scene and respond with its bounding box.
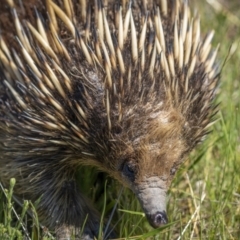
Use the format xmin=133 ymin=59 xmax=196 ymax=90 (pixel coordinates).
xmin=96 ymin=101 xmax=189 ymax=227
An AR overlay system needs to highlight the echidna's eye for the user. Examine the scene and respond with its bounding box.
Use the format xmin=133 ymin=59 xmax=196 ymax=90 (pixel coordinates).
xmin=122 ymin=162 xmax=136 ymax=182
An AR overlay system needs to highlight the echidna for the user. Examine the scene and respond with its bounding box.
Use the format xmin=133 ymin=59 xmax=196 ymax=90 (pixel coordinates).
xmin=0 ymin=0 xmax=219 ymax=239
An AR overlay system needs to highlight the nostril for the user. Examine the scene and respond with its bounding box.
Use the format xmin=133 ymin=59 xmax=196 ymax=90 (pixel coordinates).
xmin=146 ymin=211 xmax=168 ymax=228
xmin=154 ymin=211 xmax=168 ymax=226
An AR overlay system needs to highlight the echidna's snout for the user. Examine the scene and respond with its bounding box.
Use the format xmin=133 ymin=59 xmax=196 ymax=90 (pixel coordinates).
xmin=134 ymin=177 xmax=168 ymax=228
xmin=146 ymin=211 xmax=168 ymax=228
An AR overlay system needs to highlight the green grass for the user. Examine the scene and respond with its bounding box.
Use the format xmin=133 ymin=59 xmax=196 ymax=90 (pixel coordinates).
xmin=1 ymin=1 xmax=240 ymax=239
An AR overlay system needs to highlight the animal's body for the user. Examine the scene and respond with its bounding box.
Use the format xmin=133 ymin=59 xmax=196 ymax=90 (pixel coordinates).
xmin=0 ymin=0 xmax=219 ymax=239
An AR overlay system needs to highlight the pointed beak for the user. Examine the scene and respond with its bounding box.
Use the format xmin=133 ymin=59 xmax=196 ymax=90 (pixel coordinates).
xmin=133 ymin=177 xmax=168 ymax=228
xmin=146 ymin=210 xmax=168 ymax=228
